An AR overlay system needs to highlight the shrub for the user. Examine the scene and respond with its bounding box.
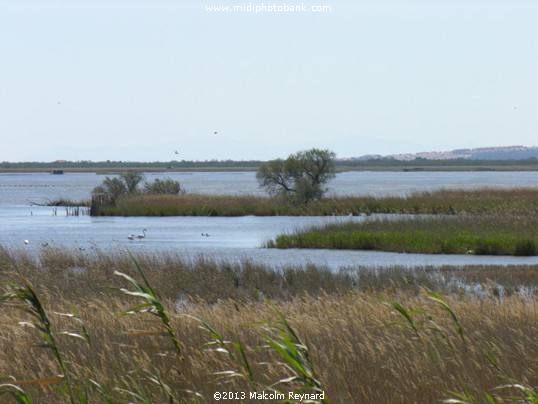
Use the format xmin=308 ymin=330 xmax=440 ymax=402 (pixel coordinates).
xmin=143 ymin=178 xmax=182 ymax=195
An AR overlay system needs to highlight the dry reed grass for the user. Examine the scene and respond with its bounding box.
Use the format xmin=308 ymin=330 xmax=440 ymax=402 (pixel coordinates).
xmin=95 ymin=187 xmax=538 ymax=217
xmin=1 ymin=248 xmax=537 ymax=402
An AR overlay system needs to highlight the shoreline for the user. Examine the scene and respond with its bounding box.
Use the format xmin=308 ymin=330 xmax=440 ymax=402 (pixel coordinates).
xmin=1 ymin=164 xmax=538 ymax=173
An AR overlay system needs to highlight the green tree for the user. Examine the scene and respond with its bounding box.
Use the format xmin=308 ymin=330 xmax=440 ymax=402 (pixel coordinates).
xmin=257 ymin=148 xmax=336 ymax=204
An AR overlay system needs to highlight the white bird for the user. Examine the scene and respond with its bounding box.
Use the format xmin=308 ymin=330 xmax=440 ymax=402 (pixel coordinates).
xmin=24 ymin=239 xmax=29 ymax=245
xmin=127 ymin=234 xmax=135 ymax=241
xmin=137 ymin=229 xmax=147 ymax=239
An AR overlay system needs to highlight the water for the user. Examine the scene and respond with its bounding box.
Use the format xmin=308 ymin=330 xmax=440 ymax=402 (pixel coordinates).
xmin=1 ymin=171 xmax=537 ymax=269
xmin=2 ymin=170 xmax=538 ymax=205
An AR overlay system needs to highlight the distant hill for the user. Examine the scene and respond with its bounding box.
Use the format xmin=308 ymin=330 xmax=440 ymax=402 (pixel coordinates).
xmin=351 ymin=146 xmax=538 ymax=161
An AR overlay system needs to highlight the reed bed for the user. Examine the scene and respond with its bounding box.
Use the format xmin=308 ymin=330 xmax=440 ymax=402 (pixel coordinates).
xmin=94 ymin=187 xmax=538 ymax=216
xmin=2 ymin=247 xmax=538 ymax=302
xmin=268 ymin=215 xmax=538 ymax=256
xmin=1 ymin=247 xmax=537 ymax=402
xmin=102 ymin=194 xmax=283 ymax=216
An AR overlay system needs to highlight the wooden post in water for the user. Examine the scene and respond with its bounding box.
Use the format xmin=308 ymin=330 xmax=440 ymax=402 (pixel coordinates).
xmin=90 ymin=193 xmax=113 ymax=216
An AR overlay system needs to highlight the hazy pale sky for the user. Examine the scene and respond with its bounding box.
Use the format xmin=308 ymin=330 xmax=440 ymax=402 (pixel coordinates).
xmin=0 ymin=0 xmax=536 ymax=162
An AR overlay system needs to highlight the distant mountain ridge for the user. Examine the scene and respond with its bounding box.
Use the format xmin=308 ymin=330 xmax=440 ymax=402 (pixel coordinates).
xmin=353 ymin=146 xmax=538 ymax=161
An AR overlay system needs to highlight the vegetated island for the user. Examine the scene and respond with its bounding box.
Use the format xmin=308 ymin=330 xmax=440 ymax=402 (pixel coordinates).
xmin=91 ymin=188 xmax=538 ymax=217
xmin=266 ymin=214 xmax=538 ymax=256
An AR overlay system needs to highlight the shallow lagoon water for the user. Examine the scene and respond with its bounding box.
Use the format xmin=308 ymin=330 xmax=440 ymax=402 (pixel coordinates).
xmin=2 ymin=170 xmax=538 ymax=204
xmin=2 ymin=205 xmax=538 ymax=270
xmin=1 ymin=171 xmax=537 ymax=269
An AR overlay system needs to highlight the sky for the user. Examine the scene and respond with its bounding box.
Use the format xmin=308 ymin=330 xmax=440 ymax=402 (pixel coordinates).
xmin=0 ymin=0 xmax=536 ymax=162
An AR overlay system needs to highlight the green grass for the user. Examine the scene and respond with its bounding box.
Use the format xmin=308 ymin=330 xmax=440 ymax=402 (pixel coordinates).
xmin=93 ymin=187 xmax=538 ymax=217
xmin=267 ymin=215 xmax=538 ymax=256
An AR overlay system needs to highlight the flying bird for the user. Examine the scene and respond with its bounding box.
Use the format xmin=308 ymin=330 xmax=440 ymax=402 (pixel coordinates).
xmin=175 ymin=150 xmax=179 ymax=154
xmin=214 ymin=131 xmax=218 ymax=134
